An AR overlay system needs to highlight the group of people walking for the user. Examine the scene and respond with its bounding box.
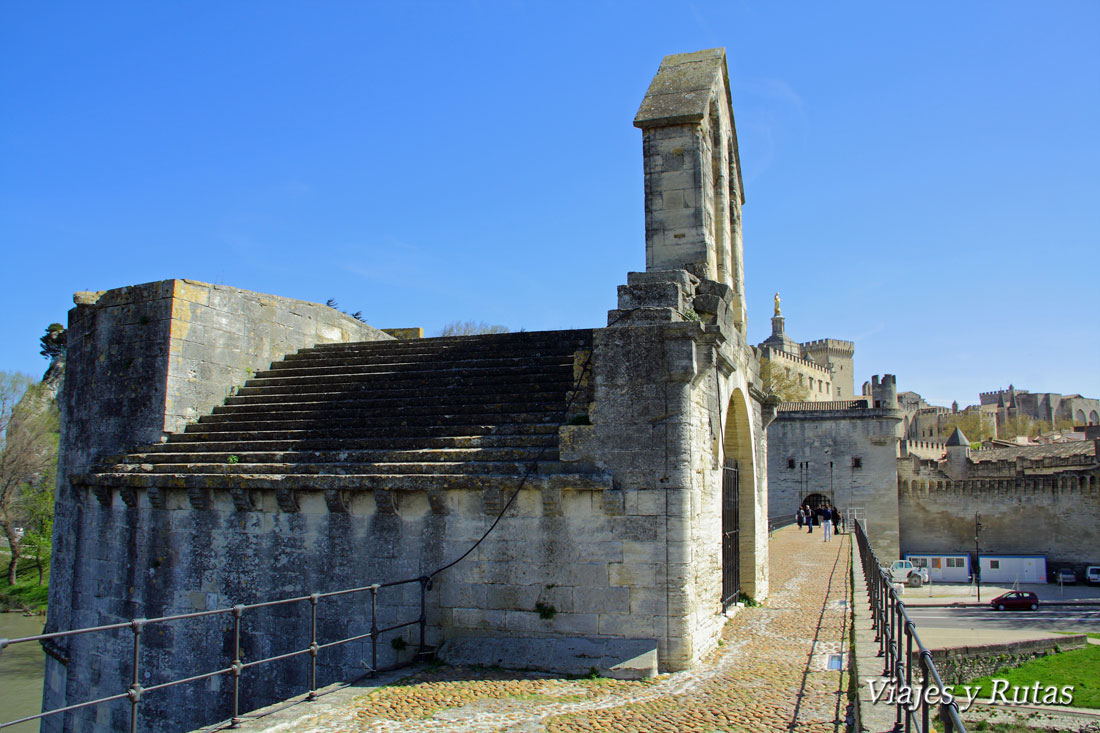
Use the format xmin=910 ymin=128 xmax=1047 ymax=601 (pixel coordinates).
xmin=796 ymin=503 xmax=842 ymax=541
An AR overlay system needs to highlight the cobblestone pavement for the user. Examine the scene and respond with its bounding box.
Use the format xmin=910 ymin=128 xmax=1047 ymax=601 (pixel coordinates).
xmin=259 ymin=527 xmax=851 ymax=732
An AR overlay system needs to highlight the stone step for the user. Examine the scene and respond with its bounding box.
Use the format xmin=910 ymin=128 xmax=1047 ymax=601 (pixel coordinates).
xmin=150 ymin=434 xmax=555 ymax=453
xmin=203 ymin=402 xmax=565 ymax=423
xmin=233 ymin=372 xmax=570 ymax=398
xmin=254 ymin=358 xmax=576 ymax=383
xmin=172 ymin=424 xmax=560 ymax=442
xmin=211 ymin=396 xmax=563 ymax=416
xmin=191 ymin=412 xmax=565 ymax=432
xmin=268 ymin=352 xmax=575 ymax=375
xmin=103 ymin=459 xmax=567 ymax=477
xmin=238 ymin=364 xmax=571 ymax=391
xmin=80 ymin=470 xmax=612 ymax=493
xmin=115 ymin=447 xmax=549 ymax=465
xmin=220 ymin=384 xmax=572 ymax=408
xmin=304 ymin=329 xmax=592 ymax=353
xmin=94 ymin=329 xmax=593 ymax=494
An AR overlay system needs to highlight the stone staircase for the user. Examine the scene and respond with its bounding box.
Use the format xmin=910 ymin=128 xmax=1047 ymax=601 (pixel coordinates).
xmin=80 ymin=329 xmax=609 ymax=496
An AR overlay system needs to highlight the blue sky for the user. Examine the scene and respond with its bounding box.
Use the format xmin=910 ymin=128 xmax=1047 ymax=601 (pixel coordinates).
xmin=2 ymin=2 xmax=1097 ymax=407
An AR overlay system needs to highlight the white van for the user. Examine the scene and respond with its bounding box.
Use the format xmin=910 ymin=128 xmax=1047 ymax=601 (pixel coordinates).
xmin=1087 ymin=566 xmax=1100 ymax=585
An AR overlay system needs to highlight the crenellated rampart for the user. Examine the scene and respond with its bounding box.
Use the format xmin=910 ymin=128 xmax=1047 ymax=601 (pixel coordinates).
xmin=898 ymin=446 xmax=1100 ymax=567
xmin=760 ymin=345 xmax=831 ymax=374
xmin=802 ymin=338 xmax=854 ymax=354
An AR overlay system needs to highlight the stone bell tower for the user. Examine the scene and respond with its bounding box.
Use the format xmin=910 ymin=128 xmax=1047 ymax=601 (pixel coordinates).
xmin=634 ymin=48 xmax=746 ymax=331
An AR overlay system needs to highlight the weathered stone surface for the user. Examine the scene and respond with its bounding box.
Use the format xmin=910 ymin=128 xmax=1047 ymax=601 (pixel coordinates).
xmin=42 ymin=49 xmax=773 ymax=733
xmin=438 ymin=636 xmax=658 ymax=680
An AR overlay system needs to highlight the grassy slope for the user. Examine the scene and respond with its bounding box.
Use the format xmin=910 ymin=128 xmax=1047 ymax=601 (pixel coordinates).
xmin=954 ymin=644 xmax=1100 ymax=709
xmin=0 ymin=551 xmax=50 ymax=611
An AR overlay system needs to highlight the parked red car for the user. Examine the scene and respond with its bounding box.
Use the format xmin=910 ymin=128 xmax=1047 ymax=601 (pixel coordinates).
xmin=990 ymin=591 xmax=1039 ymax=611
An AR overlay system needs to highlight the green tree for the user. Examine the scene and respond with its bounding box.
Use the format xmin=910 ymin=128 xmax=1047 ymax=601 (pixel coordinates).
xmin=39 ymin=323 xmax=67 ymax=360
xmin=938 ymin=411 xmax=995 ymax=442
xmin=759 ymin=358 xmax=809 ymax=402
xmin=0 ymin=373 xmax=59 ymax=586
xmin=438 ymin=321 xmax=510 ymax=337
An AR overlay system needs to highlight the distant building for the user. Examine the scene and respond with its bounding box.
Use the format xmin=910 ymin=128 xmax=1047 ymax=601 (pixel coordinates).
xmin=980 ymin=385 xmax=1099 ymax=428
xmin=757 ymin=299 xmax=854 ymax=401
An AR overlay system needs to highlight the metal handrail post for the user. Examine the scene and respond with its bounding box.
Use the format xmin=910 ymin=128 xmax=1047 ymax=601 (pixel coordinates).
xmin=128 ymin=619 xmax=145 ymax=733
xmin=308 ymin=594 xmax=320 ymax=700
xmin=905 ymin=620 xmax=915 ymax=732
xmin=919 ymin=650 xmax=931 ymax=732
xmin=369 ymin=584 xmax=379 ymax=678
xmin=230 ymin=605 xmax=244 ymax=728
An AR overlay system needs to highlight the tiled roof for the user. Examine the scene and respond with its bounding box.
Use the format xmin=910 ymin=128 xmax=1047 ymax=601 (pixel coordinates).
xmin=971 ymin=441 xmax=1097 ymax=463
xmin=777 ymin=400 xmax=867 ymax=412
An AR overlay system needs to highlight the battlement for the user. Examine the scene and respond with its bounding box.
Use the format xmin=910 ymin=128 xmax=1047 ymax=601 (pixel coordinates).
xmin=980 ymin=387 xmax=1031 ymax=402
xmin=802 ymin=338 xmax=854 ymax=355
xmin=901 ymin=472 xmax=1099 ymax=498
xmin=900 ymin=439 xmax=946 ymax=460
xmin=760 ymin=345 xmax=831 ymax=374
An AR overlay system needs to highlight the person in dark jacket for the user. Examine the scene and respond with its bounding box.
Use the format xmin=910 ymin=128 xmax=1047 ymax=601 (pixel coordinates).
xmin=831 ymin=505 xmax=841 ymax=535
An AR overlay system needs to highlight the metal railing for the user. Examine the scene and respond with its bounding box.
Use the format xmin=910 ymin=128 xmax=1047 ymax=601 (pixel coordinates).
xmin=0 ymin=575 xmax=431 ymax=731
xmin=854 ymin=520 xmax=967 ymax=733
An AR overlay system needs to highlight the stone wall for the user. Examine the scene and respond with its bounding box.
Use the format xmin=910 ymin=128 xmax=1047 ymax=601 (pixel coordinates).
xmin=767 ymin=406 xmax=901 ymax=559
xmin=898 ymin=467 xmax=1100 ymax=568
xmin=50 ymin=261 xmax=771 ymax=730
xmin=579 ymin=267 xmax=769 ymax=670
xmin=759 ymin=345 xmax=836 ymax=401
xmin=55 ymin=477 xmax=628 ymax=731
xmin=43 ymin=279 xmax=392 ymax=730
xmin=927 ymin=636 xmax=1087 ymax=685
xmin=57 ymin=279 xmax=391 ymax=482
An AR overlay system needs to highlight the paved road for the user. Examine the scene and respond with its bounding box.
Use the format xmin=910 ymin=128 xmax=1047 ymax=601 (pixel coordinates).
xmin=906 ymin=605 xmax=1100 ymax=634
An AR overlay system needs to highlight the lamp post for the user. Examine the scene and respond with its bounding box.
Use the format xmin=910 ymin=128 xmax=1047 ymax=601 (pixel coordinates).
xmin=829 ymin=460 xmax=835 ymax=531
xmin=974 ymin=513 xmax=983 ymax=602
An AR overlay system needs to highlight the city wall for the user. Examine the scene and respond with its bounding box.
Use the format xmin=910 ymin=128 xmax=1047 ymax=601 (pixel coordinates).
xmin=898 ymin=460 xmax=1100 ymax=568
xmin=767 ymin=405 xmax=901 ymax=559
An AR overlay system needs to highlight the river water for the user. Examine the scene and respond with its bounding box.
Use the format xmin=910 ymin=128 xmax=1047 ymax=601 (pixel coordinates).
xmin=0 ymin=613 xmax=45 ymax=732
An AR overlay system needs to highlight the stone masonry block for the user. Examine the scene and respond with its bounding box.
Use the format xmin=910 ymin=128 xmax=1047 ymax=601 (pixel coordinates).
xmin=568 ymin=563 xmax=609 ymax=586
xmin=485 ymin=584 xmax=542 ymax=611
xmin=598 ymin=613 xmax=656 ymax=637
xmin=648 ymin=168 xmax=701 ymax=193
xmin=650 ymin=206 xmax=702 ymax=232
xmin=609 ymin=563 xmax=663 ymax=588
xmin=543 ymin=612 xmax=600 ymax=636
xmin=616 ymin=281 xmax=684 ymax=311
xmin=452 ymin=607 xmax=506 ymax=631
xmin=629 ymin=588 xmax=668 ymax=616
xmin=573 ymin=586 xmax=629 ymax=615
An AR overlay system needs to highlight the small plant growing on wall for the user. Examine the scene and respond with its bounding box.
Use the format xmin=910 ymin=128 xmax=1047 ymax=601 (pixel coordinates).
xmin=535 ymin=602 xmax=557 ymax=620
xmin=227 ymin=455 xmax=239 ymax=465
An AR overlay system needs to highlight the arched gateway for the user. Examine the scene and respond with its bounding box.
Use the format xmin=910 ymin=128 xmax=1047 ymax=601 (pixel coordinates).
xmin=722 ymin=387 xmax=760 ymax=605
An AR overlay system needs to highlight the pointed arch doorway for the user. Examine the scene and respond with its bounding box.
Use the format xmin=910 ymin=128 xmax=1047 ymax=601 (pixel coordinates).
xmin=721 ymin=460 xmax=740 ymax=609
xmin=721 ymin=387 xmax=759 ymax=606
